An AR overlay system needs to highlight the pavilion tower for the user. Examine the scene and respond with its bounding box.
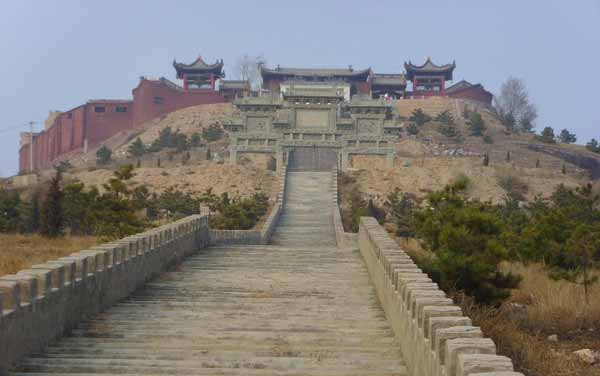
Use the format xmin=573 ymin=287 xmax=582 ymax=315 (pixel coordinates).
xmin=404 ymin=58 xmax=455 ymax=96
xmin=173 ymin=56 xmax=224 ymax=90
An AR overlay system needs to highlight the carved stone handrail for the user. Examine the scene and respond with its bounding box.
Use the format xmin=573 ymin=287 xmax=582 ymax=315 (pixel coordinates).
xmin=358 ymin=217 xmax=524 ymax=376
xmin=0 ymin=215 xmax=209 ymax=371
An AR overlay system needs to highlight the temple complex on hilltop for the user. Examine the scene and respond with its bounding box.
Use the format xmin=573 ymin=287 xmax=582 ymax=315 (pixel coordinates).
xmin=18 ymin=55 xmax=493 ymax=174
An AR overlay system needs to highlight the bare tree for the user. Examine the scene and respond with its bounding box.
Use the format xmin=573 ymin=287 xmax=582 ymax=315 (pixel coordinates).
xmin=234 ymin=53 xmax=267 ymax=90
xmin=494 ymin=77 xmax=537 ymax=132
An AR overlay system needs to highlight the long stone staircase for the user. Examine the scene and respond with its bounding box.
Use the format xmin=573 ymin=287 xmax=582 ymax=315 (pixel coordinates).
xmin=10 ymin=170 xmax=407 ymax=375
xmin=270 ymin=171 xmax=337 ymax=247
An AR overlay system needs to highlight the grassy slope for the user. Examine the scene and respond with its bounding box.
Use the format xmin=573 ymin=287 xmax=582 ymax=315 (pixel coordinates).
xmin=0 ymin=234 xmax=98 ymax=277
xmin=347 ymin=98 xmax=593 ymax=204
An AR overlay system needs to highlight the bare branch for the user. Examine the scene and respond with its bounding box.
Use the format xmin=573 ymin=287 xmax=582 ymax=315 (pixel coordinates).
xmin=494 ymin=77 xmax=538 ymax=132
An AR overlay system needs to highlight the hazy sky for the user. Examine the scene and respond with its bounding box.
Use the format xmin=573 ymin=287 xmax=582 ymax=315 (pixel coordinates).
xmin=1 ymin=0 xmax=599 ymax=176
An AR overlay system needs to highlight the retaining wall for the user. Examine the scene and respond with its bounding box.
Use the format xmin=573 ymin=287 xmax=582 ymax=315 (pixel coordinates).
xmin=331 ymin=167 xmax=357 ymax=247
xmin=0 ymin=215 xmax=209 ymax=372
xmin=209 ymin=164 xmax=287 ymax=246
xmin=358 ymin=217 xmax=523 ymax=376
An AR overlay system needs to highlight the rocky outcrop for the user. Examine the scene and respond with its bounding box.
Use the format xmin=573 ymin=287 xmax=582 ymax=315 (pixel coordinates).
xmin=527 ymin=143 xmax=600 ymax=179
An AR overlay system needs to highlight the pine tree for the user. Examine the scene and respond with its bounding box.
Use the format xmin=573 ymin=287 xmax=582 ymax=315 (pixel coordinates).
xmin=551 ymin=224 xmax=600 ymax=304
xmin=467 ymin=112 xmax=486 ymax=136
xmin=409 ymin=108 xmax=432 ymax=126
xmin=586 ymin=139 xmax=600 ymax=153
xmin=559 ymin=129 xmax=577 ymax=144
xmin=190 ymin=132 xmax=202 ymax=147
xmin=22 ymin=192 xmax=41 ymax=233
xmin=202 ymin=124 xmax=224 ymax=142
xmin=41 ymin=169 xmax=64 ymax=237
xmin=96 ymin=146 xmax=112 ymax=165
xmin=175 ymin=133 xmax=189 ymax=152
xmin=435 ymin=110 xmax=454 ymax=125
xmin=128 ymin=137 xmax=146 ymax=157
xmin=413 ymin=183 xmax=521 ymax=304
xmin=386 ymin=188 xmax=416 ymax=238
xmin=0 ymin=189 xmax=22 ymax=232
xmin=406 ymin=123 xmax=419 ymax=136
xmin=539 ymin=127 xmax=556 ymax=144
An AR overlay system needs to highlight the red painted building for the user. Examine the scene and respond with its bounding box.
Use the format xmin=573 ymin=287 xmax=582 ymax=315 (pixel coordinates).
xmin=405 ymin=58 xmax=456 ymax=96
xmin=19 ymin=100 xmax=133 ymax=172
xmin=131 ymin=77 xmax=225 ymax=126
xmin=20 ymin=59 xmax=227 ymax=173
xmin=173 ymin=56 xmax=224 ymax=91
xmin=446 ymin=80 xmax=493 ymax=106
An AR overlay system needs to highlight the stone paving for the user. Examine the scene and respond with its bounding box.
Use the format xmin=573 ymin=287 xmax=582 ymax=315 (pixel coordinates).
xmin=11 ymin=171 xmax=406 ymax=375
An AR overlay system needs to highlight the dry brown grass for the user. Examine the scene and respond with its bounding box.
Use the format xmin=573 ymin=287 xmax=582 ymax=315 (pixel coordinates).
xmin=505 ymin=263 xmax=600 ymax=334
xmin=0 ymin=234 xmax=98 ymax=277
xmin=458 ymin=294 xmax=594 ymax=376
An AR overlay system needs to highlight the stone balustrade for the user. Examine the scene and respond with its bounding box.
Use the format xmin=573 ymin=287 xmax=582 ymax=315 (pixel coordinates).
xmin=358 ymin=216 xmax=523 ymax=376
xmin=0 ymin=215 xmax=209 ymax=371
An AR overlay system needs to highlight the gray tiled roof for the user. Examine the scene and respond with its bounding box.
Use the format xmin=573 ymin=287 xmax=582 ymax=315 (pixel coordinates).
xmin=404 ymin=58 xmax=455 ymax=80
xmin=173 ymin=56 xmax=224 ymax=71
xmin=173 ymin=56 xmax=224 ymax=79
xmin=371 ymin=74 xmax=407 ymax=86
xmin=261 ymin=66 xmax=371 ymax=78
xmin=220 ymin=80 xmax=250 ymax=90
xmin=445 ymin=80 xmax=473 ymax=93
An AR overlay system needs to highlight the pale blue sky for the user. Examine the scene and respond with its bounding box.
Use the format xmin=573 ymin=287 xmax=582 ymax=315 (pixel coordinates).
xmin=1 ymin=0 xmax=599 ymax=176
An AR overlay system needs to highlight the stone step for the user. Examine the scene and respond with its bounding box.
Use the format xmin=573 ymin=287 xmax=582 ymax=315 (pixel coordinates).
xmin=11 ymin=171 xmax=408 ymax=375
xmin=16 ymin=356 xmax=405 ymax=371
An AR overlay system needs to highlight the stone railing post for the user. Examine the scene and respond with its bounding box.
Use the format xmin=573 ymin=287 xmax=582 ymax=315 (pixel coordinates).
xmin=357 ymin=217 xmax=525 ymax=376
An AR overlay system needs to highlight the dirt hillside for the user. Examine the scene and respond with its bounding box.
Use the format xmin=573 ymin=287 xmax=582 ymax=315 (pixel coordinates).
xmin=347 ymin=156 xmax=586 ymax=205
xmin=70 ymin=162 xmax=277 ymax=199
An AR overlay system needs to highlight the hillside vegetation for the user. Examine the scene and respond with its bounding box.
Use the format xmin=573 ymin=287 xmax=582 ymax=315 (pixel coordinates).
xmin=346 ymin=97 xmax=594 ymax=204
xmin=0 ymin=234 xmax=98 ymax=276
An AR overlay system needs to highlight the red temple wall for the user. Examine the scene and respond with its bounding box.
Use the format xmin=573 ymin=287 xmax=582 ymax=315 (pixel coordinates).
xmin=84 ymin=102 xmax=133 ymax=147
xmin=131 ymin=80 xmax=226 ymax=126
xmin=447 ymin=86 xmax=493 ymax=106
xmin=19 ymin=79 xmax=227 ymax=173
xmin=56 ymin=106 xmax=86 ymax=154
